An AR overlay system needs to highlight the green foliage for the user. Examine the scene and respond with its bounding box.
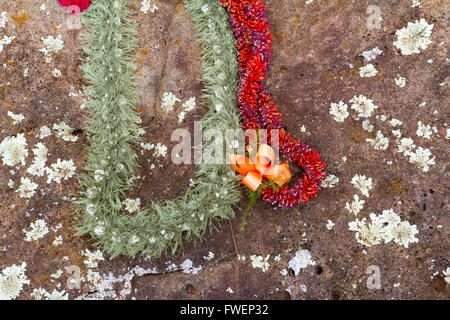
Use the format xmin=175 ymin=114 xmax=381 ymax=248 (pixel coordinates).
xmin=240 ymin=180 xmax=279 ymax=231
xmin=240 ymin=189 xmax=260 ymax=231
xmin=75 ymin=0 xmax=242 ymax=258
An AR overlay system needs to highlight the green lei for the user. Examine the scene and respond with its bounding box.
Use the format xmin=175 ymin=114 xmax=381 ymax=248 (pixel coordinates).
xmin=76 ymin=0 xmax=241 ymax=258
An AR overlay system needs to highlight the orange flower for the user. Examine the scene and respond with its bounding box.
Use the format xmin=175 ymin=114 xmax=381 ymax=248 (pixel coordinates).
xmin=230 ymin=144 xmax=291 ymax=192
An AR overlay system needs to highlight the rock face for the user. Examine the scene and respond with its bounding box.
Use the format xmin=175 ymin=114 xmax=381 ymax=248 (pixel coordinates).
xmin=0 ymin=0 xmax=448 ymax=300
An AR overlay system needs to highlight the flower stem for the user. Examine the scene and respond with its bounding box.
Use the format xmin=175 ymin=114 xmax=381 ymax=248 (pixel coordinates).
xmin=240 ymin=190 xmax=259 ymax=231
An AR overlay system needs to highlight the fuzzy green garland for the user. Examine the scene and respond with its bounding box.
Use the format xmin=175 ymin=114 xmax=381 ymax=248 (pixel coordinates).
xmin=75 ymin=0 xmax=241 ymax=258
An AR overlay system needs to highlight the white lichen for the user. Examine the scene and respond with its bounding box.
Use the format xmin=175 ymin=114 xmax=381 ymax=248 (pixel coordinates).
xmin=52 ymin=68 xmax=62 ymax=78
xmin=366 ymin=130 xmax=389 ymax=150
xmin=359 ymin=64 xmax=378 ymax=78
xmin=389 ymin=118 xmax=403 ymax=127
xmin=321 ymin=174 xmax=339 ymax=188
xmin=86 ymin=269 xmax=102 ymax=286
xmin=349 ymin=209 xmax=419 ymax=248
xmin=27 ymin=143 xmax=48 ymax=177
xmin=288 ymin=250 xmax=315 ymax=276
xmin=393 ymin=19 xmax=433 ymax=55
xmin=0 ymin=133 xmax=28 ymax=166
xmin=408 ymin=147 xmax=435 ymax=172
xmin=182 ymin=97 xmax=196 ymax=112
xmin=392 ymin=129 xmax=402 ymax=138
xmin=329 ymin=101 xmax=349 ymax=122
xmin=38 ymin=126 xmax=51 ymax=139
xmin=0 ymin=262 xmax=29 ymax=300
xmin=238 ymin=254 xmax=246 ymax=261
xmin=326 ymin=219 xmax=335 ymax=230
xmin=416 ymin=121 xmax=432 ymax=139
xmin=46 ymin=159 xmax=76 ymax=184
xmin=383 ymin=221 xmax=419 ymax=248
xmin=345 ymin=194 xmax=365 ymax=215
xmin=178 ymin=111 xmax=186 ymax=123
xmin=82 ymin=249 xmax=105 ymax=269
xmin=7 ymin=111 xmax=25 ymax=125
xmin=31 ymin=288 xmax=68 ymax=300
xmin=180 ymin=259 xmax=202 ymax=275
xmin=53 ymin=122 xmax=78 ymax=142
xmin=376 ymin=209 xmax=402 ymax=225
xmin=0 ymin=35 xmax=15 ymax=53
xmin=40 ymin=35 xmax=64 ymax=57
xmin=140 ymin=0 xmax=158 ymax=14
xmin=395 ymin=75 xmax=406 ymax=88
xmin=23 ymin=219 xmax=49 ymax=241
xmin=0 ymin=12 xmax=7 ymax=28
xmin=153 ymin=143 xmax=167 ymax=158
xmin=362 ymin=119 xmax=374 ymax=132
xmin=351 ymin=175 xmax=373 ymax=197
xmin=361 ymin=47 xmax=383 ymax=62
xmin=348 ymin=217 xmax=385 ymax=247
xmin=250 ymin=255 xmax=271 ymax=272
xmin=140 ymin=142 xmax=154 ymax=151
xmin=349 ymin=95 xmax=378 ymax=118
xmin=411 ymin=0 xmax=422 ymax=8
xmin=443 ymin=267 xmax=450 ymax=284
xmin=203 ymin=251 xmax=215 ymax=261
xmin=178 ymin=97 xmax=196 ymax=122
xmin=16 ymin=177 xmax=38 ymax=198
xmin=161 ymin=92 xmax=180 ymax=112
xmin=52 ymin=235 xmax=63 ymax=246
xmin=397 ymin=137 xmax=416 ymax=155
xmin=51 ymin=270 xmax=63 ymax=279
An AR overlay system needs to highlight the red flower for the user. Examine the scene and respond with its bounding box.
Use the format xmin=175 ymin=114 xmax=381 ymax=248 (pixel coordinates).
xmin=59 ymin=0 xmax=90 ymax=13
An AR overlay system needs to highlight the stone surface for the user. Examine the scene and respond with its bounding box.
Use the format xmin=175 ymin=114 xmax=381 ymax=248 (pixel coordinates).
xmin=0 ymin=0 xmax=448 ymax=300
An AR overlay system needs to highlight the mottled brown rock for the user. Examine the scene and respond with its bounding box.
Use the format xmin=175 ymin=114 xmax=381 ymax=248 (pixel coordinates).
xmin=0 ymin=0 xmax=448 ymax=300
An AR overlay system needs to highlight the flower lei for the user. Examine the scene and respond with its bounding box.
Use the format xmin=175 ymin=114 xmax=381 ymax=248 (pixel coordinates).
xmin=220 ymin=0 xmax=326 ymax=207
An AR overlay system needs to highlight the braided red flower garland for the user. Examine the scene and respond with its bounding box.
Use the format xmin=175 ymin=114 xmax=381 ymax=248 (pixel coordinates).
xmin=220 ymin=0 xmax=326 ymax=207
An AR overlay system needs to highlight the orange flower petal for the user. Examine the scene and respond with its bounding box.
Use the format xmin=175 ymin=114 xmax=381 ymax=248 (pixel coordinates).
xmin=242 ymin=171 xmax=263 ymax=192
xmin=254 ymin=144 xmax=274 ymax=175
xmin=264 ymin=163 xmax=292 ymax=186
xmin=229 ymin=154 xmax=255 ymax=175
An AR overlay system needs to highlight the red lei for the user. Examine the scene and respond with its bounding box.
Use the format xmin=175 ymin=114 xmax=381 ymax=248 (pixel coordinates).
xmin=220 ymin=0 xmax=326 ymax=207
